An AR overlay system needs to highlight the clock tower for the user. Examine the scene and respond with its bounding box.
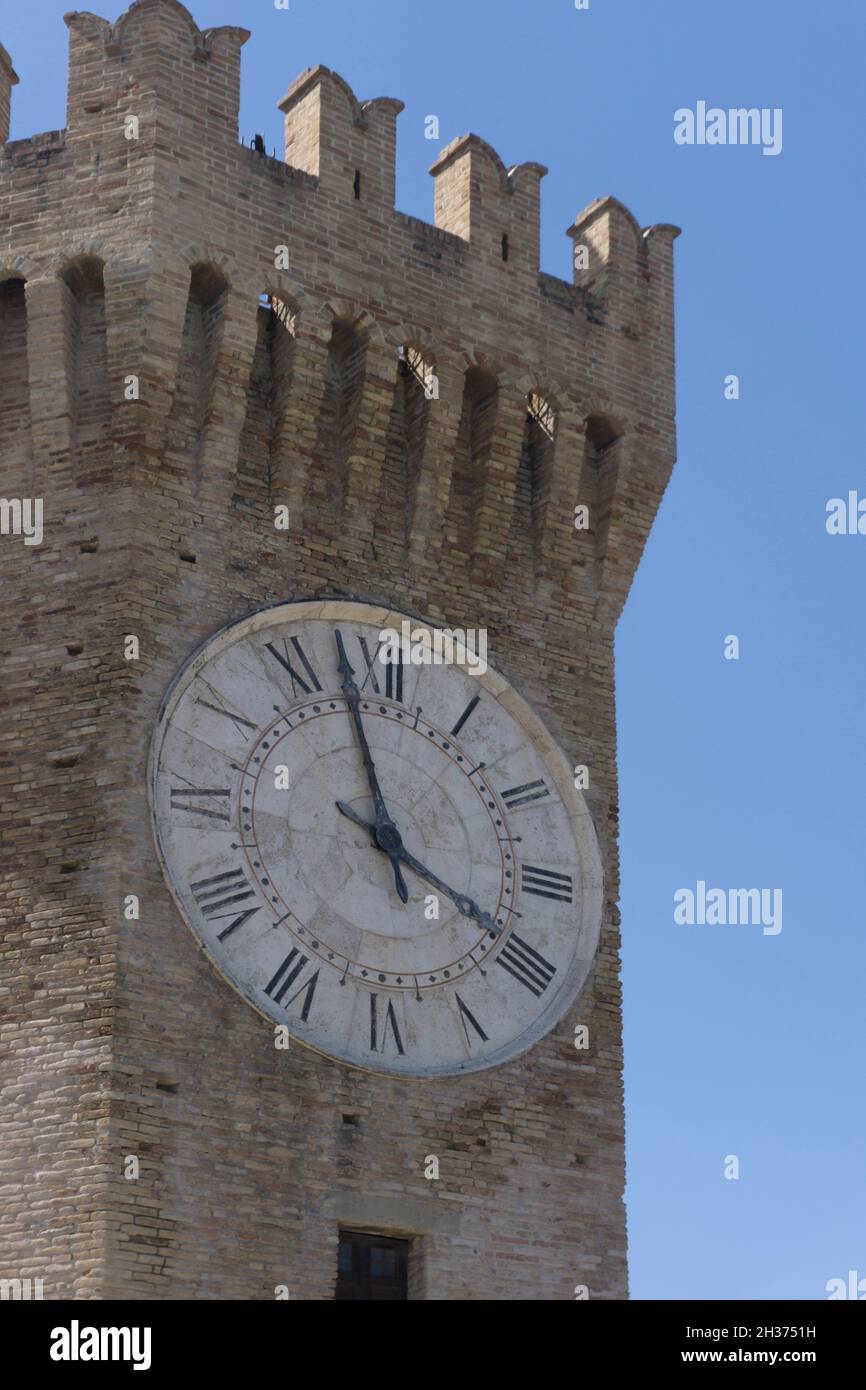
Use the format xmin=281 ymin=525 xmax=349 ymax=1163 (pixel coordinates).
xmin=0 ymin=0 xmax=678 ymax=1300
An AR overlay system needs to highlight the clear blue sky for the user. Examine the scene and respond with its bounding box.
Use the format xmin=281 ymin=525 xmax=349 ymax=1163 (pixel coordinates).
xmin=7 ymin=0 xmax=864 ymax=1300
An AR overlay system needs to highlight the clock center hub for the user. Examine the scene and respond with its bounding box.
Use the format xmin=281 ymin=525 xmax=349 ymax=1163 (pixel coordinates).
xmin=373 ymin=821 xmax=403 ymax=855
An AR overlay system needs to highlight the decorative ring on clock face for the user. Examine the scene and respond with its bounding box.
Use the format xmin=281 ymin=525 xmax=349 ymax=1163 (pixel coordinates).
xmin=148 ymin=600 xmax=603 ymax=1077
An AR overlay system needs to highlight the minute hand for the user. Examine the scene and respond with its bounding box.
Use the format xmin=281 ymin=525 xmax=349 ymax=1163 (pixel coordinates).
xmin=395 ymin=847 xmax=501 ymax=936
xmin=334 ymin=630 xmax=391 ymax=826
xmin=335 ymin=801 xmax=500 ymax=937
xmin=334 ymin=630 xmax=408 ymax=901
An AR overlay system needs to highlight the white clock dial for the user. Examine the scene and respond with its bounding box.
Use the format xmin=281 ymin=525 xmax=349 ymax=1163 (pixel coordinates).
xmin=149 ymin=601 xmax=603 ymax=1076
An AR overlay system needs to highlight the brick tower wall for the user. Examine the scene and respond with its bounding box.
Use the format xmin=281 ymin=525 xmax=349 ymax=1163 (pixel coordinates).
xmin=0 ymin=0 xmax=678 ymax=1300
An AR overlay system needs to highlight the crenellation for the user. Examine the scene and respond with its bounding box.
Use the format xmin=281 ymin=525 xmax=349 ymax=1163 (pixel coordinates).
xmin=279 ymin=66 xmax=405 ymax=212
xmin=640 ymin=222 xmax=679 ymax=418
xmin=0 ymin=42 xmax=18 ymax=147
xmin=430 ymin=134 xmax=547 ymax=276
xmin=64 ymin=3 xmax=249 ymax=143
xmin=566 ymin=199 xmax=679 ymax=390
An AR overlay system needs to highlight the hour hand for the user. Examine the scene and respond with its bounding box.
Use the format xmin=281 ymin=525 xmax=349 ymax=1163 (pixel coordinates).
xmin=336 ymin=801 xmax=409 ymax=904
xmin=336 ymin=799 xmax=375 ymax=837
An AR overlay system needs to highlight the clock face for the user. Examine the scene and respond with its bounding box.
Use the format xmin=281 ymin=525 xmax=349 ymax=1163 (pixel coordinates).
xmin=149 ymin=601 xmax=603 ymax=1077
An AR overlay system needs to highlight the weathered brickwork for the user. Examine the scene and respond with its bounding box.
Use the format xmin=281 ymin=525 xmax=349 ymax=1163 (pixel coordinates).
xmin=0 ymin=0 xmax=678 ymax=1300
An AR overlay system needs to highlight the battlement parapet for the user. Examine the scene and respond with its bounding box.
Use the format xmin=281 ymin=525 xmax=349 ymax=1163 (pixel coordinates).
xmin=0 ymin=0 xmax=678 ymax=626
xmin=3 ymin=130 xmax=67 ymax=165
xmin=2 ymin=2 xmax=679 ymax=299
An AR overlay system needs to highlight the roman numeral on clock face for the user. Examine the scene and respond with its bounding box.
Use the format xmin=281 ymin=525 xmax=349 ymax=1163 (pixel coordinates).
xmin=370 ymin=994 xmax=405 ymax=1055
xmin=264 ymin=949 xmax=319 ymax=1022
xmin=170 ymin=786 xmax=231 ymax=822
xmin=190 ymin=867 xmax=257 ymax=917
xmin=215 ymin=906 xmax=261 ymax=943
xmin=352 ymin=632 xmax=405 ymax=702
xmin=496 ymin=934 xmax=557 ymax=997
xmin=455 ymin=993 xmax=488 ymax=1045
xmin=264 ymin=636 xmax=322 ymax=697
xmin=450 ymin=695 xmax=480 ymax=739
xmin=357 ymin=635 xmax=383 ymax=694
xmin=521 ymin=865 xmax=574 ymax=903
xmin=384 ymin=652 xmax=404 ymax=703
xmin=194 ymin=690 xmax=257 ymax=736
xmin=501 ymin=779 xmax=551 ymax=810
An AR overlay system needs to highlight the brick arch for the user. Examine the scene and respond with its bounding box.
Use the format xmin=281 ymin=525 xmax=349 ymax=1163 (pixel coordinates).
xmin=260 ymin=272 xmax=306 ymax=322
xmin=387 ymin=320 xmax=440 ymax=361
xmin=185 ymin=260 xmax=230 ymax=305
xmin=318 ymin=297 xmax=386 ymax=346
xmin=58 ymin=251 xmax=107 ymax=287
xmin=177 ymin=244 xmax=237 ymax=287
xmin=576 ymin=393 xmax=632 ymax=440
xmin=55 ymin=238 xmax=114 ymax=277
xmin=0 ymin=256 xmax=38 ymax=284
xmin=511 ymin=369 xmax=571 ymax=416
xmin=454 ymin=344 xmax=511 ymax=389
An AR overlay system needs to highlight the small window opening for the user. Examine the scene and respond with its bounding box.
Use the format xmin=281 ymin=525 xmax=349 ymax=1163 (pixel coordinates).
xmin=335 ymin=1230 xmax=410 ymax=1301
xmin=353 ymin=169 xmax=362 ymax=200
xmin=528 ymin=391 xmax=556 ymax=440
xmin=402 ymin=345 xmax=436 ymax=398
xmin=501 ymin=233 xmax=510 ymax=262
xmin=271 ymin=297 xmax=297 ymax=333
